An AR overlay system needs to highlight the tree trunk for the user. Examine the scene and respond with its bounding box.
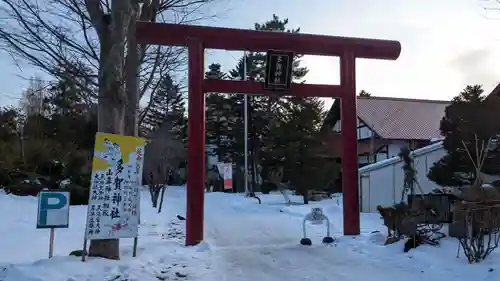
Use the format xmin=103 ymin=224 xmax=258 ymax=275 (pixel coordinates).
xmin=303 ymin=191 xmax=309 ymax=204
xmin=158 ymin=184 xmax=168 ymax=213
xmin=150 ymin=185 xmax=161 ymax=207
xmin=88 ymin=0 xmax=129 ymax=260
xmin=124 ymin=7 xmax=139 ymax=137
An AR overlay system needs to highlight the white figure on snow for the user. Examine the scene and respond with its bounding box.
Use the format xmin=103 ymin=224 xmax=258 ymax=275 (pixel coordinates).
xmin=301 ymin=207 xmax=335 ymax=245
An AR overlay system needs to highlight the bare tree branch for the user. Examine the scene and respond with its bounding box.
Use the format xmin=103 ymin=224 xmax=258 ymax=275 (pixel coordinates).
xmin=143 ymin=121 xmax=186 ymax=187
xmin=0 ymin=0 xmax=222 ymax=108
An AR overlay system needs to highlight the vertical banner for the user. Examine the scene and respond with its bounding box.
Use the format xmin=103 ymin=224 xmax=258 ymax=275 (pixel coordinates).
xmin=84 ymin=133 xmax=146 ymax=240
xmin=217 ymin=163 xmax=233 ymax=190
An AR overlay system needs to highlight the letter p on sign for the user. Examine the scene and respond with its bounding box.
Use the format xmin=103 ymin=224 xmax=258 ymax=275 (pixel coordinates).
xmin=37 ymin=191 xmax=70 ymax=229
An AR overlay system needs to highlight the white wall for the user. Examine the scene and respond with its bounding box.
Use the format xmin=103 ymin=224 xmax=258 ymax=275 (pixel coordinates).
xmin=358 ymin=141 xmax=445 ymax=213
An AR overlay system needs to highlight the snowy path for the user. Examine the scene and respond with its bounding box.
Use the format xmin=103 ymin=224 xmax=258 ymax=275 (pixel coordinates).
xmin=213 ymin=243 xmax=413 ymax=281
xmin=202 ymin=193 xmax=490 ymax=281
xmin=204 ymin=209 xmax=407 ymax=281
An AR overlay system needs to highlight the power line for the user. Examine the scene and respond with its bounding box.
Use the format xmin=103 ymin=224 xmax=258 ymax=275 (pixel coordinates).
xmin=0 ymin=93 xmax=22 ymax=100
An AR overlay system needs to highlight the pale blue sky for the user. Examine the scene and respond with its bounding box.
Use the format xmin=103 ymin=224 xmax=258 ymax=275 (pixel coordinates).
xmin=2 ymin=0 xmax=500 ymax=108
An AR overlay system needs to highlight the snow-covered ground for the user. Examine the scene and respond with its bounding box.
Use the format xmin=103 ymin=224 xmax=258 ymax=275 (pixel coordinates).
xmin=1 ymin=186 xmax=499 ymax=281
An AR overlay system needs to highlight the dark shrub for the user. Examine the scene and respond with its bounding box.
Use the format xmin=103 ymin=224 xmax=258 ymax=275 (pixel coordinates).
xmin=260 ymin=181 xmax=276 ymax=194
xmin=5 ymin=182 xmax=42 ymax=196
xmin=66 ymin=183 xmax=89 ymax=205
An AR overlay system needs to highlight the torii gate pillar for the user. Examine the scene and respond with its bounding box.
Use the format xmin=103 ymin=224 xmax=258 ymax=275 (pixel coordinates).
xmin=136 ymin=22 xmax=401 ymax=246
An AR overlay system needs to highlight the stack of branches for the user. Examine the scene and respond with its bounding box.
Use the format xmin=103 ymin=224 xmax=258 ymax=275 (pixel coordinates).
xmin=377 ymin=200 xmax=447 ymax=250
xmin=454 ymin=202 xmax=500 ymax=263
xmin=378 ymin=147 xmax=448 ymax=250
xmin=453 ymin=136 xmax=500 ymax=263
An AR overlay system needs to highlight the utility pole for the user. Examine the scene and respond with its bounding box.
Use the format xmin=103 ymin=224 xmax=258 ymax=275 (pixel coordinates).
xmin=243 ymin=51 xmax=249 ymax=196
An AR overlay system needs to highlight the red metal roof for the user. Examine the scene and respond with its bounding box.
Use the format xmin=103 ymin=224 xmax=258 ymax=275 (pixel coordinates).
xmin=356 ymin=96 xmax=449 ymax=140
xmin=486 ymin=83 xmax=500 ymax=101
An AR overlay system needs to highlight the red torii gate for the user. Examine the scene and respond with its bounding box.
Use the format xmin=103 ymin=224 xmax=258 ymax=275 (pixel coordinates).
xmin=136 ymin=22 xmax=401 ymax=246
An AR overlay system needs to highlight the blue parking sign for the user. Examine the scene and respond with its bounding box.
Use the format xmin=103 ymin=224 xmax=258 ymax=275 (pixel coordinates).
xmin=37 ymin=191 xmax=70 ymax=228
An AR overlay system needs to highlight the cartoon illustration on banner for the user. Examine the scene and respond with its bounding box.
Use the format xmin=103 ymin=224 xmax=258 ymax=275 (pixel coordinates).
xmin=84 ymin=133 xmax=146 ymax=240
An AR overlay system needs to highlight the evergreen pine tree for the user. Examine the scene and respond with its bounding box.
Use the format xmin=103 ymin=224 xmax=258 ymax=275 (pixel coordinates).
xmin=142 ymin=74 xmax=186 ymax=141
xmin=227 ymin=15 xmax=325 ymax=202
xmin=427 ymin=84 xmax=500 ymax=187
xmin=205 ymin=63 xmax=243 ymax=163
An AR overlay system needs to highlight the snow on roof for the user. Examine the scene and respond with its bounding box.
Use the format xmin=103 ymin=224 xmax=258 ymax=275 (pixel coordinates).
xmin=357 ymin=96 xmax=449 ymax=140
xmin=359 ymin=141 xmax=443 ymax=174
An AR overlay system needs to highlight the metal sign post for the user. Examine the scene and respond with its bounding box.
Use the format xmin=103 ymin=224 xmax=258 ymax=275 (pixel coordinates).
xmin=37 ymin=190 xmax=71 ymax=258
xmin=243 ymin=51 xmax=249 ymax=196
